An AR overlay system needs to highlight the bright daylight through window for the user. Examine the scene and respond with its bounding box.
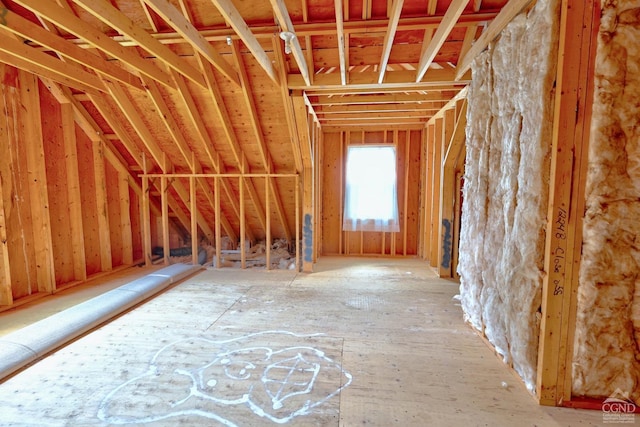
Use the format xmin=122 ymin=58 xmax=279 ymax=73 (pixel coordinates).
xmin=342 ymin=145 xmax=399 ymax=233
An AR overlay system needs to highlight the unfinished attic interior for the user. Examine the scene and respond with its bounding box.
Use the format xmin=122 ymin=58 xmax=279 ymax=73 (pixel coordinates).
xmin=0 ymin=0 xmax=638 ymax=423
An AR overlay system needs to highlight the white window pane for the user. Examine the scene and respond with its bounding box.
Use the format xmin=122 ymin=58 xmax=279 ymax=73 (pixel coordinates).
xmin=343 ymin=146 xmax=399 ymax=233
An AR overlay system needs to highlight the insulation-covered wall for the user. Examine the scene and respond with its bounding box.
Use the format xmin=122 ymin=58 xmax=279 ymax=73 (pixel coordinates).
xmin=572 ymin=0 xmax=640 ymax=401
xmin=457 ymin=0 xmax=560 ymax=392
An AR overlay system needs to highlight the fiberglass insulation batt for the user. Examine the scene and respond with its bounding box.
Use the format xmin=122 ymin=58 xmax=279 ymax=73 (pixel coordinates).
xmin=572 ymin=0 xmax=640 ymax=401
xmin=457 ymin=0 xmax=559 ymax=393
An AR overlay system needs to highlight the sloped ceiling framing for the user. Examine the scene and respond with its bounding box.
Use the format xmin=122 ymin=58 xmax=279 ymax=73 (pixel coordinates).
xmin=0 ymin=0 xmax=519 ymax=249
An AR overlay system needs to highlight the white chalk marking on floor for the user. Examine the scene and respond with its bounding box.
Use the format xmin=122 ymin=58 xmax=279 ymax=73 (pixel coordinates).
xmin=97 ymin=331 xmax=352 ymax=425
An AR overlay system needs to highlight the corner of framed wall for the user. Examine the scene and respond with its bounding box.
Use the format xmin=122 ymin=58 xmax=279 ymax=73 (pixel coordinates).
xmin=536 ymin=0 xmax=599 ymax=407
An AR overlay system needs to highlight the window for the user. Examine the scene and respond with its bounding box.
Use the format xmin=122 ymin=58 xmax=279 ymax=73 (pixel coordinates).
xmin=342 ymin=145 xmax=399 ymax=232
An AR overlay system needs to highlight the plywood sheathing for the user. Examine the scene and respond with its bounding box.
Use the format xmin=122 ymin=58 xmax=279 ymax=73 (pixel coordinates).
xmin=572 ymin=0 xmax=640 ymax=402
xmin=457 ymin=0 xmax=560 ymax=393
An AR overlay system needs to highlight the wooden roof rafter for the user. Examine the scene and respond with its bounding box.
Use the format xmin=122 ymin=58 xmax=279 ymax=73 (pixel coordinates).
xmin=42 ymin=80 xmax=163 ymax=223
xmin=170 ymin=69 xmax=240 ymax=242
xmin=272 ymin=35 xmax=303 ymax=174
xmin=14 ymin=0 xmax=175 ymax=89
xmin=197 ymin=53 xmax=270 ymax=243
xmin=416 ymin=0 xmax=469 ymax=82
xmin=143 ymin=76 xmax=243 ymax=242
xmin=69 ymin=0 xmax=207 ymax=88
xmin=140 ymin=0 xmax=241 ymax=86
xmin=103 ymin=80 xmax=216 ymax=239
xmin=230 ymin=40 xmax=292 ymax=242
xmin=0 ymin=33 xmax=104 ymax=94
xmin=459 ymin=0 xmax=484 ymax=62
xmin=456 ymin=0 xmax=535 ymax=80
xmin=210 ymin=0 xmax=278 ymax=84
xmin=269 ymin=0 xmax=310 ymax=86
xmin=377 ymin=0 xmax=404 ymax=84
xmin=139 ymin=0 xmax=161 ymax=33
xmin=0 ymin=4 xmax=143 ymax=91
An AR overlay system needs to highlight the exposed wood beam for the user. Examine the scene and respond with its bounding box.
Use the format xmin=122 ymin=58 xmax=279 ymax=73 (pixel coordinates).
xmin=428 ymin=86 xmax=469 ymax=124
xmin=60 ymin=102 xmax=88 ymax=280
xmin=0 ymin=172 xmax=12 ymax=306
xmin=443 ymin=100 xmax=468 ymax=168
xmin=87 ymin=95 xmax=145 ymax=170
xmin=169 ymin=70 xmax=221 ymax=172
xmin=378 ymin=0 xmax=404 ymax=84
xmin=292 ymin=92 xmax=313 ymax=170
xmin=14 ymin=0 xmax=175 ymax=89
xmin=198 ymin=57 xmax=244 ymax=170
xmin=170 ymin=69 xmax=240 ymax=242
xmin=310 ymin=92 xmax=452 ymax=105
xmin=197 ymin=54 xmax=263 ymax=242
xmin=334 ymin=0 xmax=347 ymax=85
xmin=0 ymin=50 xmax=98 ymax=95
xmin=106 ymin=82 xmax=167 ymax=170
xmin=139 ymin=0 xmax=160 ymax=32
xmin=0 ymin=7 xmax=143 ymax=91
xmin=363 ymin=0 xmax=372 ymax=19
xmin=304 ymin=35 xmax=314 ymax=85
xmin=210 ymin=0 xmax=278 ymax=84
xmin=318 ymin=111 xmax=430 ymax=120
xmin=416 ymin=0 xmax=468 ymax=82
xmin=323 ymin=124 xmax=425 ymax=132
xmin=43 ymin=80 xmax=162 ymax=223
xmin=321 ymin=117 xmax=426 ymax=126
xmin=273 ymin=36 xmax=303 ymax=174
xmin=459 ymin=1 xmax=483 ymax=62
xmin=456 ymin=0 xmax=535 ymax=80
xmin=230 ymin=40 xmax=292 ymax=242
xmin=176 ymin=0 xmax=194 ymax=22
xmin=0 ymin=32 xmax=106 ymax=93
xmin=269 ymin=0 xmax=310 ymax=86
xmin=317 ymin=103 xmax=442 ymax=113
xmin=92 ymin=138 xmax=113 ymax=272
xmin=71 ymin=0 xmax=207 ymax=88
xmin=105 ymin=81 xmax=214 ymax=238
xmin=143 ymin=78 xmax=197 ymax=172
xmin=537 ymin=0 xmax=597 ymax=406
xmin=20 ymin=71 xmax=55 ymax=294
xmin=419 ymin=0 xmax=439 ymax=54
xmin=118 ymin=169 xmax=134 ymax=265
xmin=141 ymin=0 xmax=240 ymax=86
xmin=147 ymin=74 xmax=238 ymax=241
xmin=60 ymin=12 xmax=499 ymax=48
xmin=230 ymin=41 xmax=269 ymax=170
xmin=289 ymin=68 xmax=470 ymax=90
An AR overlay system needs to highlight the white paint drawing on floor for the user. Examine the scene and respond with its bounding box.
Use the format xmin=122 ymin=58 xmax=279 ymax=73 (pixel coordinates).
xmin=97 ymin=331 xmax=352 ymax=425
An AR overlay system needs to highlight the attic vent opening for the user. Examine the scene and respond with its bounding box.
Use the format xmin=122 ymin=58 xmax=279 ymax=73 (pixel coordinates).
xmin=342 ymin=146 xmax=399 ymax=233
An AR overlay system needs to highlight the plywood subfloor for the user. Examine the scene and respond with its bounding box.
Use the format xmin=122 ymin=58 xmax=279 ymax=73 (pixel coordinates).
xmin=0 ymin=257 xmax=603 ymax=426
